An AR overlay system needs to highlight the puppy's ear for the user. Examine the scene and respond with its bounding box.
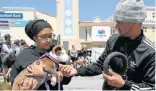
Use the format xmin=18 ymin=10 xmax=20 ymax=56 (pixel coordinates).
xmin=33 ymin=36 xmax=37 ymax=41
xmin=52 ymin=45 xmax=62 ymax=53
xmin=49 ymin=51 xmax=57 ymax=60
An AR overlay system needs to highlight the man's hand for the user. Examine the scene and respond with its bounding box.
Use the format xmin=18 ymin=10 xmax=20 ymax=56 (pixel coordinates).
xmin=102 ymin=69 xmax=125 ymax=88
xmin=59 ymin=64 xmax=77 ymax=77
xmin=56 ymin=71 xmax=63 ymax=81
xmin=18 ymin=77 xmax=38 ymax=90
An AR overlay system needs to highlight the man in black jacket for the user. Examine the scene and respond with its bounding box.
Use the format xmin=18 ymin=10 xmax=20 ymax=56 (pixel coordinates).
xmin=59 ymin=0 xmax=155 ymax=90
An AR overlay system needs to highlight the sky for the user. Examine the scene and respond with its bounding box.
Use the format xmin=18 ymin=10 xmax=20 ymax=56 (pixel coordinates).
xmin=0 ymin=0 xmax=155 ymax=21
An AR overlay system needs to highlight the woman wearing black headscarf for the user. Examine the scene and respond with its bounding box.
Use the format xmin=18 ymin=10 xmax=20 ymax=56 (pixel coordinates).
xmin=10 ymin=19 xmax=71 ymax=90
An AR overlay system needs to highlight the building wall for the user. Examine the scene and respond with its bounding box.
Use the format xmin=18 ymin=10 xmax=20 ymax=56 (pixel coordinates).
xmin=10 ymin=27 xmax=34 ymax=45
xmin=57 ymin=0 xmax=81 ymax=50
xmin=142 ymin=7 xmax=156 ymax=43
xmin=79 ymin=24 xmax=113 ymax=48
xmin=142 ymin=25 xmax=155 ymax=43
xmin=146 ymin=7 xmax=155 ymax=19
xmin=35 ymin=11 xmax=57 ymax=35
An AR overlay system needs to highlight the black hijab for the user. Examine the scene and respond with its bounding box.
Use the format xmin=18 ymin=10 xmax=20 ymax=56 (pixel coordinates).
xmin=25 ymin=19 xmax=52 ymax=40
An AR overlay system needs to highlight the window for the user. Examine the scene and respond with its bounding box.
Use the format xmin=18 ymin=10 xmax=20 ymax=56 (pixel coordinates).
xmin=142 ymin=27 xmax=147 ymax=32
xmin=152 ymin=13 xmax=155 ymax=18
xmin=79 ymin=29 xmax=87 ymax=41
xmin=152 ymin=27 xmax=155 ymax=32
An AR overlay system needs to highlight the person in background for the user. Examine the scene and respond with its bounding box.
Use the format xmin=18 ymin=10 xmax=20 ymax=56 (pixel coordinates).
xmin=70 ymin=45 xmax=78 ymax=67
xmin=1 ymin=34 xmax=12 ymax=54
xmin=0 ymin=41 xmax=5 ymax=72
xmin=76 ymin=46 xmax=88 ymax=67
xmin=20 ymin=40 xmax=28 ymax=52
xmin=1 ymin=34 xmax=15 ymax=81
xmin=12 ymin=39 xmax=21 ymax=56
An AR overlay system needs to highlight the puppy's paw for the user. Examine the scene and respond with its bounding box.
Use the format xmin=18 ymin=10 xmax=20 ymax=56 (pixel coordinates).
xmin=50 ymin=76 xmax=57 ymax=86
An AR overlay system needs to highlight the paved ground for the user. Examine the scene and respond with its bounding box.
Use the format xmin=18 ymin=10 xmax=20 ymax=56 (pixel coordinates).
xmin=0 ymin=73 xmax=104 ymax=90
xmin=64 ymin=75 xmax=104 ymax=90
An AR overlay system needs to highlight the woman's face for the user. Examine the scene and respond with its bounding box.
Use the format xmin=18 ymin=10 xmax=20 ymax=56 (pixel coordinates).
xmin=34 ymin=28 xmax=53 ymax=49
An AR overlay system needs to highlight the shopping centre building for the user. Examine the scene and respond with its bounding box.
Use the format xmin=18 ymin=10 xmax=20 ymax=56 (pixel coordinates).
xmin=0 ymin=0 xmax=155 ymax=51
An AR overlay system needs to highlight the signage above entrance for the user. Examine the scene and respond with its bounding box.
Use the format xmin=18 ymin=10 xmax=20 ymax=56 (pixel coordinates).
xmin=0 ymin=13 xmax=23 ymax=18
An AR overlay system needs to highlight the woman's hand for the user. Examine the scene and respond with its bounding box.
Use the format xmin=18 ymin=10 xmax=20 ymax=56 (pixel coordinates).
xmin=25 ymin=61 xmax=45 ymax=77
xmin=18 ymin=77 xmax=38 ymax=90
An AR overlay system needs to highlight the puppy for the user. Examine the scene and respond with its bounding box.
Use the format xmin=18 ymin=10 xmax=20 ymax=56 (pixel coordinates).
xmin=12 ymin=51 xmax=63 ymax=90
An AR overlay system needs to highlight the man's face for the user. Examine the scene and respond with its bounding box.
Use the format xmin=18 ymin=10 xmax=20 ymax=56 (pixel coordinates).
xmin=115 ymin=21 xmax=134 ymax=37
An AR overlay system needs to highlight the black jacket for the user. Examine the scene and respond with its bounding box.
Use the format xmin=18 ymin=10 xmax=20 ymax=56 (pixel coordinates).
xmin=76 ymin=31 xmax=155 ymax=90
xmin=10 ymin=46 xmax=71 ymax=90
